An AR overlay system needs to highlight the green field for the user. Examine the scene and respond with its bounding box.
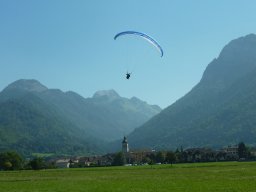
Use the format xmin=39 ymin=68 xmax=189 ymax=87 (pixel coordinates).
xmin=0 ymin=161 xmax=256 ymax=192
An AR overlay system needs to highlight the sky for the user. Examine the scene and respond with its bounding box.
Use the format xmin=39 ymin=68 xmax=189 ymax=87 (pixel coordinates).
xmin=1 ymin=0 xmax=256 ymax=108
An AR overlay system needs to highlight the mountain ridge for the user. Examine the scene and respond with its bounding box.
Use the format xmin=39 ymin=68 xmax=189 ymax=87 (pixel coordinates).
xmin=127 ymin=33 xmax=256 ymax=150
xmin=0 ymin=80 xmax=161 ymax=155
xmin=3 ymin=79 xmax=48 ymax=93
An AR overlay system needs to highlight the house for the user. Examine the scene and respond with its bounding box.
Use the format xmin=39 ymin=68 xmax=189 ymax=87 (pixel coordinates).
xmin=222 ymin=145 xmax=239 ymax=160
xmin=55 ymin=159 xmax=71 ymax=168
xmin=249 ymin=147 xmax=256 ymax=159
xmin=55 ymin=157 xmax=79 ymax=168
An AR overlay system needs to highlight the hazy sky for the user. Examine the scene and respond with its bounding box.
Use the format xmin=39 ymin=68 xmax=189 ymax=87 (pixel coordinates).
xmin=1 ymin=0 xmax=256 ymax=108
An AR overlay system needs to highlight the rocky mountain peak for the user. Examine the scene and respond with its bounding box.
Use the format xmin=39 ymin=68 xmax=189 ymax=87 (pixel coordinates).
xmin=219 ymin=33 xmax=256 ymax=60
xmin=93 ymin=89 xmax=120 ymax=99
xmin=3 ymin=79 xmax=48 ymax=93
xmin=201 ymin=34 xmax=256 ymax=88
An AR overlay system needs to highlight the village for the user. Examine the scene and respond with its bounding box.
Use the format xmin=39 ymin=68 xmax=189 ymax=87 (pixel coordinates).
xmin=53 ymin=137 xmax=256 ymax=168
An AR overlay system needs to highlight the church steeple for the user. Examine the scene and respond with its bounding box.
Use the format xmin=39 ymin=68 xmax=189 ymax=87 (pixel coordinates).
xmin=122 ymin=136 xmax=129 ymax=153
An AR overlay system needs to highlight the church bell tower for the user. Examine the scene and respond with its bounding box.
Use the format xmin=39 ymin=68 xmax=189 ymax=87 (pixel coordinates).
xmin=122 ymin=136 xmax=129 ymax=153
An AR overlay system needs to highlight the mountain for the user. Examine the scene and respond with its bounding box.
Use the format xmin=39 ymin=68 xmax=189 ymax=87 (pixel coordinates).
xmin=85 ymin=90 xmax=161 ymax=140
xmin=127 ymin=34 xmax=256 ymax=150
xmin=0 ymin=79 xmax=161 ymax=155
xmin=0 ymin=80 xmax=102 ymax=155
xmin=35 ymin=87 xmax=161 ymax=141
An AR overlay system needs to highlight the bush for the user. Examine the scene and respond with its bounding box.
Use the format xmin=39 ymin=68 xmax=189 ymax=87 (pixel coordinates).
xmin=0 ymin=151 xmax=24 ymax=170
xmin=28 ymin=157 xmax=46 ymax=170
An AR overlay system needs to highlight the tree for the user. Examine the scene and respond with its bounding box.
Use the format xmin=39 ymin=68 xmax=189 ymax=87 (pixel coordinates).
xmin=29 ymin=157 xmax=46 ymax=170
xmin=142 ymin=156 xmax=152 ymax=164
xmin=147 ymin=153 xmax=156 ymax=164
xmin=166 ymin=151 xmax=176 ymax=165
xmin=3 ymin=161 xmax=12 ymax=170
xmin=175 ymin=148 xmax=183 ymax=162
xmin=112 ymin=152 xmax=126 ymax=166
xmin=0 ymin=151 xmax=24 ymax=170
xmin=238 ymin=142 xmax=246 ymax=159
xmin=156 ymin=151 xmax=165 ymax=163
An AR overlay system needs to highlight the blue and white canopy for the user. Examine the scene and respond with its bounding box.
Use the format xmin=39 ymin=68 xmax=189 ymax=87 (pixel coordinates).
xmin=114 ymin=31 xmax=163 ymax=57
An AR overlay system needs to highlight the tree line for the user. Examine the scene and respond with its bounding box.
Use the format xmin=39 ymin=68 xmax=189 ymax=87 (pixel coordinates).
xmin=0 ymin=151 xmax=56 ymax=171
xmin=1 ymin=142 xmax=255 ymax=170
xmin=112 ymin=142 xmax=255 ymax=166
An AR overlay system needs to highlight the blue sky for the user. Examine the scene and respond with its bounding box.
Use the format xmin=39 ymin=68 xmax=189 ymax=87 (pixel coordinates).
xmin=1 ymin=0 xmax=256 ymax=108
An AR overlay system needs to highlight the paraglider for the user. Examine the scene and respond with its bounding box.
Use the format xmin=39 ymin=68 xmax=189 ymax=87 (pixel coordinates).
xmin=114 ymin=31 xmax=163 ymax=57
xmin=126 ymin=72 xmax=131 ymax=79
xmin=114 ymin=31 xmax=163 ymax=79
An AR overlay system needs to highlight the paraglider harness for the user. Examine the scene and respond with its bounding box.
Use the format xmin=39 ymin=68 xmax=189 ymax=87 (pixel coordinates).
xmin=126 ymin=72 xmax=131 ymax=79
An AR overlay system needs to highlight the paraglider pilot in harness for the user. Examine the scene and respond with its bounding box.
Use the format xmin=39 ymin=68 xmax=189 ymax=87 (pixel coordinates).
xmin=126 ymin=72 xmax=131 ymax=79
xmin=114 ymin=31 xmax=163 ymax=80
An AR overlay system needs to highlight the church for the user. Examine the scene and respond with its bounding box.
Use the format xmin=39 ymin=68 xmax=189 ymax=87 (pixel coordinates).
xmin=121 ymin=136 xmax=155 ymax=164
xmin=122 ymin=136 xmax=129 ymax=153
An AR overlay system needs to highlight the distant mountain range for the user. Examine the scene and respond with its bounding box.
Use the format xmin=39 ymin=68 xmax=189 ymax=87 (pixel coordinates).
xmin=0 ymin=80 xmax=161 ymax=155
xmin=2 ymin=33 xmax=256 ymax=156
xmin=127 ymin=34 xmax=256 ymax=150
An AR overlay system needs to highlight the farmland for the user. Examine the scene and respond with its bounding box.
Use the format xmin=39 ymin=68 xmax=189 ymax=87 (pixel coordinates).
xmin=0 ymin=161 xmax=255 ymax=192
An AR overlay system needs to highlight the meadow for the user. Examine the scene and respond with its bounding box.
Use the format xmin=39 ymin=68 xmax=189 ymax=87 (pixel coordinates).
xmin=0 ymin=161 xmax=255 ymax=192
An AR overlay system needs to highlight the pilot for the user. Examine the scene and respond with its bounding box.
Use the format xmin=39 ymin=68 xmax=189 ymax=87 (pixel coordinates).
xmin=126 ymin=72 xmax=131 ymax=79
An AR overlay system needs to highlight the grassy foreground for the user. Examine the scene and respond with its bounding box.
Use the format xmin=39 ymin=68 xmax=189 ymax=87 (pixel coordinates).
xmin=0 ymin=161 xmax=256 ymax=192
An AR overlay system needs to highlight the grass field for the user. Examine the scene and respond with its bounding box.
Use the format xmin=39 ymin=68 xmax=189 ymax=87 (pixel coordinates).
xmin=0 ymin=161 xmax=256 ymax=192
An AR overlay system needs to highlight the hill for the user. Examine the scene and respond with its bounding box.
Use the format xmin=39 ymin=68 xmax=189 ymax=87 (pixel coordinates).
xmin=0 ymin=80 xmax=161 ymax=155
xmin=127 ymin=34 xmax=256 ymax=150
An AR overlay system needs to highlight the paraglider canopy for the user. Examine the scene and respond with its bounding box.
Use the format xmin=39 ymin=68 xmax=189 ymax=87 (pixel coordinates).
xmin=114 ymin=31 xmax=163 ymax=57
